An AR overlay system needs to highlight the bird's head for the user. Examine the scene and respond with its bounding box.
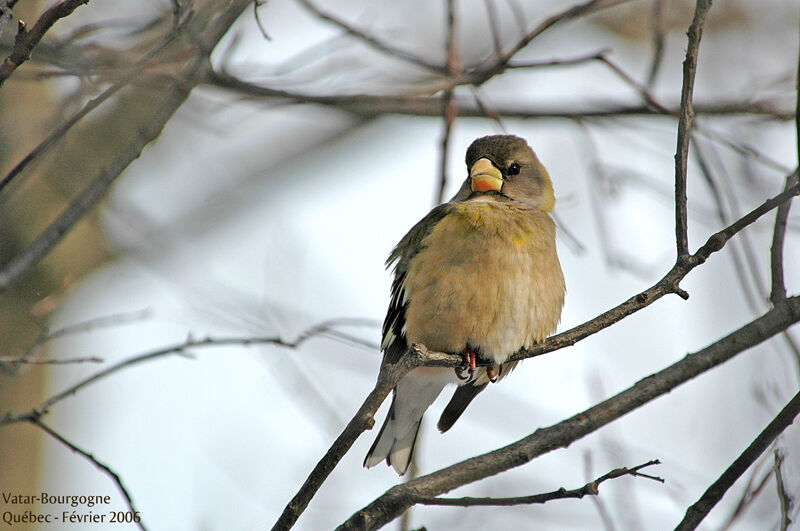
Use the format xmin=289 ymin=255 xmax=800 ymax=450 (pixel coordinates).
xmin=453 ymin=135 xmax=555 ymax=213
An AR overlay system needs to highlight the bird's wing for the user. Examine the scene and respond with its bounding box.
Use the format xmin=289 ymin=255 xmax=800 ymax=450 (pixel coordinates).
xmin=381 ymin=203 xmax=454 ymax=365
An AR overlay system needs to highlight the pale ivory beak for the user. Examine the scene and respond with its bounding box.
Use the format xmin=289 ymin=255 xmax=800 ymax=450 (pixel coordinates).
xmin=470 ymin=158 xmax=503 ymax=192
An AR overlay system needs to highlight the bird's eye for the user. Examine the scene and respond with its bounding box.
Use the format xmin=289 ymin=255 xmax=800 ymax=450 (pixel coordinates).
xmin=508 ymin=162 xmax=521 ymax=176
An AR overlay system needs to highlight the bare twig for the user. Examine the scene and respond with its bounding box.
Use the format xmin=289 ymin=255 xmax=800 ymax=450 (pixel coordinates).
xmin=774 ymin=448 xmax=793 ymax=531
xmin=646 ymin=0 xmax=666 ymax=88
xmin=0 ymin=0 xmax=253 ymax=293
xmin=0 ymin=319 xmax=368 ymax=427
xmin=253 ymin=0 xmax=271 ymax=40
xmin=338 ymin=297 xmax=800 ymax=530
xmin=507 ymin=48 xmax=608 ymax=69
xmin=0 ymin=356 xmax=103 ymax=365
xmin=674 ymin=0 xmax=713 ymax=258
xmin=415 ymin=460 xmax=662 ymax=507
xmin=204 ymin=71 xmax=795 ymax=121
xmin=0 ymin=0 xmax=90 ymax=87
xmin=772 ymin=35 xmax=800 ymax=304
xmin=1 ymin=308 xmax=149 ymax=374
xmin=482 ymin=0 xmax=502 ymax=59
xmin=42 ymin=308 xmax=152 ymax=343
xmin=676 ymin=389 xmax=800 ymax=530
xmin=0 ymin=4 xmax=195 ymax=196
xmin=770 ymin=171 xmax=799 ymax=304
xmin=718 ymin=457 xmax=775 ymax=530
xmin=293 ymin=0 xmax=445 ymax=74
xmin=436 ymin=0 xmax=458 ymax=205
xmin=31 ymin=418 xmax=146 ymax=531
xmin=468 ymin=0 xmax=632 ymax=84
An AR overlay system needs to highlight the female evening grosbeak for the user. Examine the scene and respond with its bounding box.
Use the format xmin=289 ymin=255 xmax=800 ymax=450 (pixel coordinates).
xmin=364 ymin=135 xmax=566 ymax=475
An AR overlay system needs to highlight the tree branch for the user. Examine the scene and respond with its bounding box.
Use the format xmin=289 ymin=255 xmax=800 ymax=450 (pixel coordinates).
xmin=31 ymin=418 xmax=146 ymax=531
xmin=0 ymin=319 xmax=368 ymax=427
xmin=435 ymin=0 xmax=458 ymax=206
xmin=0 ymin=0 xmax=90 ymax=87
xmin=674 ymin=0 xmax=713 ymax=259
xmin=204 ymin=69 xmax=794 ymax=121
xmin=414 ymin=460 xmax=663 ymax=507
xmin=293 ymin=0 xmax=445 ymax=74
xmin=272 ymin=343 xmax=459 ymax=530
xmin=675 ymin=388 xmax=800 ymax=530
xmin=774 ymin=448 xmax=793 ymax=531
xmin=338 ymin=296 xmax=800 ymax=530
xmin=770 ymin=171 xmax=799 ymax=304
xmin=0 ymin=0 xmax=252 ymax=293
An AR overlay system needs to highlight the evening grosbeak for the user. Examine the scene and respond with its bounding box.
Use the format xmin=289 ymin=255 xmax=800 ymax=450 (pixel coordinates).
xmin=363 ymin=135 xmax=566 ymax=475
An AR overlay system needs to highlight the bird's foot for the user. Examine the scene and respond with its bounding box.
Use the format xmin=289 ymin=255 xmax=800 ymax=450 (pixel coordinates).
xmin=486 ymin=364 xmax=502 ymax=383
xmin=455 ymin=347 xmax=479 ymax=380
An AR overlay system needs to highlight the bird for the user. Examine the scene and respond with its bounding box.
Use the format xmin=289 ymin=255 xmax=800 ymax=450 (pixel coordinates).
xmin=363 ymin=134 xmax=566 ymax=475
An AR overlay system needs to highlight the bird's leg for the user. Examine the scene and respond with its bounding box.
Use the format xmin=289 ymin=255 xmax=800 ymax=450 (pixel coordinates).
xmin=455 ymin=346 xmax=479 ymax=380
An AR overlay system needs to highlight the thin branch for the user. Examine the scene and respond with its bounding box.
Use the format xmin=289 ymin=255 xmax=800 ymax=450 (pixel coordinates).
xmin=0 ymin=6 xmax=192 ymax=196
xmin=674 ymin=0 xmax=713 ymax=258
xmin=43 ymin=308 xmax=152 ymax=343
xmin=773 ymin=33 xmax=800 ymax=304
xmin=646 ymin=0 xmax=666 ymax=88
xmin=774 ymin=448 xmax=793 ymax=531
xmin=770 ymin=171 xmax=799 ymax=304
xmin=31 ymin=418 xmax=146 ymax=531
xmin=204 ymin=71 xmax=795 ymax=122
xmin=584 ymin=450 xmax=618 ymax=531
xmin=482 ymin=0 xmax=502 ymax=59
xmin=293 ymin=0 xmax=445 ymax=74
xmin=468 ymin=0 xmax=632 ymax=84
xmin=675 ymin=389 xmax=800 ymax=530
xmin=0 ymin=0 xmax=253 ymax=293
xmin=507 ymin=48 xmax=609 ymax=69
xmin=1 ymin=308 xmax=149 ymax=374
xmin=0 ymin=356 xmax=103 ymax=365
xmin=338 ymin=296 xmax=800 ymax=530
xmin=693 ymin=139 xmax=763 ymax=310
xmin=718 ymin=457 xmax=775 ymax=530
xmin=0 ymin=0 xmax=90 ymax=87
xmin=435 ymin=0 xmax=458 ymax=206
xmin=253 ymin=0 xmax=271 ymax=40
xmin=0 ymin=319 xmax=368 ymax=426
xmin=415 ymin=460 xmax=662 ymax=507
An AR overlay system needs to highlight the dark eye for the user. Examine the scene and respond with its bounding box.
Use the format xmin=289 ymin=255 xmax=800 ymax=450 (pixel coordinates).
xmin=508 ymin=162 xmax=521 ymax=176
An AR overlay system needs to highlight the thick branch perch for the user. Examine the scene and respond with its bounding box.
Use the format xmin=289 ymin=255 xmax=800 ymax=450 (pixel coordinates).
xmin=338 ymin=296 xmax=800 ymax=530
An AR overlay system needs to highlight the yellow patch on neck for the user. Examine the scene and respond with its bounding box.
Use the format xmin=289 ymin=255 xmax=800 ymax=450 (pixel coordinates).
xmin=537 ymin=162 xmax=555 ymax=213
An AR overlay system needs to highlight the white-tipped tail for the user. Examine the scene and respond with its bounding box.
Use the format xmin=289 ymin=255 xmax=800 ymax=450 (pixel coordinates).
xmin=364 ymin=368 xmax=451 ymax=475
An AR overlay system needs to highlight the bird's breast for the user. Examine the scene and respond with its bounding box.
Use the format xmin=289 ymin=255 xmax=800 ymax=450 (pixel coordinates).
xmin=403 ymin=200 xmax=565 ymax=364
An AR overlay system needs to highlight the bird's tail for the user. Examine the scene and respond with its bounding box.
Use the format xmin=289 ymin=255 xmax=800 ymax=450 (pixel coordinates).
xmin=363 ymin=368 xmax=449 ymax=475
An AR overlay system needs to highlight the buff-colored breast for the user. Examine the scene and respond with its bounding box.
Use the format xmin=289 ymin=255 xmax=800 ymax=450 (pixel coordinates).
xmin=403 ymin=199 xmax=565 ymax=365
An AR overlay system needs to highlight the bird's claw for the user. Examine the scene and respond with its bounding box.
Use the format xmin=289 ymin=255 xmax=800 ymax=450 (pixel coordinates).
xmin=455 ymin=348 xmax=478 ymax=380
